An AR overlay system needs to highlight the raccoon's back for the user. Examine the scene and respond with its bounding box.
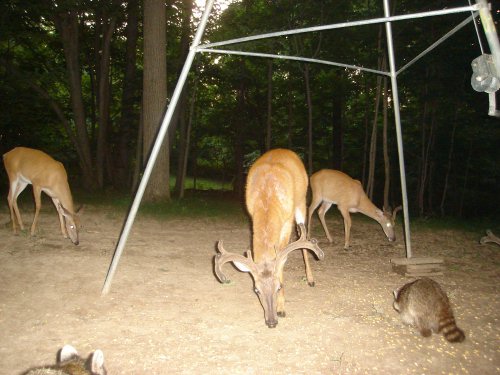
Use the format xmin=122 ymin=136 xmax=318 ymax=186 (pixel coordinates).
xmin=395 ymin=278 xmax=465 ymax=342
xmin=24 ymin=359 xmax=90 ymax=375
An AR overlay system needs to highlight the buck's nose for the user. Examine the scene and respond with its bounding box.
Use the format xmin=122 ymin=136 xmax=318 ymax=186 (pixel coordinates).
xmin=266 ymin=320 xmax=278 ymax=328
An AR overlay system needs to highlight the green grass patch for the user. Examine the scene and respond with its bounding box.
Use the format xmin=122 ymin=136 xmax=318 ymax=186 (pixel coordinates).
xmin=410 ymin=215 xmax=500 ymax=235
xmin=138 ymin=192 xmax=247 ymax=221
xmin=72 ymin=188 xmax=247 ymax=222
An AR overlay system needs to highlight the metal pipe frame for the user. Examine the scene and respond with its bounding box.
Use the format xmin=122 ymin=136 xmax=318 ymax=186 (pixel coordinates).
xmin=102 ymin=0 xmax=499 ymax=293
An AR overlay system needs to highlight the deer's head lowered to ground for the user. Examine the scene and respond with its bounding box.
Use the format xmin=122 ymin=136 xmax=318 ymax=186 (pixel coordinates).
xmin=308 ymin=169 xmax=401 ymax=249
xmin=215 ymin=223 xmax=323 ymax=328
xmin=214 ymin=148 xmax=324 ymax=328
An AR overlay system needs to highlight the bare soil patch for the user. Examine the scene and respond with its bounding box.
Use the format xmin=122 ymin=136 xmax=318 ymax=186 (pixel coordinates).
xmin=0 ymin=204 xmax=498 ymax=374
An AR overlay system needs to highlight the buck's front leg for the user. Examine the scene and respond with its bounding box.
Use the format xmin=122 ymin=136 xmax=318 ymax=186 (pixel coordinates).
xmin=277 ymin=270 xmax=286 ymax=317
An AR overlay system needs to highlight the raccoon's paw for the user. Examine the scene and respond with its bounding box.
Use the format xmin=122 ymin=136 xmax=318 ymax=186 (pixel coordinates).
xmin=419 ymin=328 xmax=432 ymax=337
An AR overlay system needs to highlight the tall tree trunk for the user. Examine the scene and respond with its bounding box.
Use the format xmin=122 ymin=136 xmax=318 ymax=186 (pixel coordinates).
xmin=173 ymin=0 xmax=194 ymax=197
xmin=176 ymin=83 xmax=197 ymax=199
xmin=233 ymin=78 xmax=246 ymax=198
xmin=116 ymin=0 xmax=139 ymax=190
xmin=367 ymin=74 xmax=383 ymax=199
xmin=362 ymin=77 xmax=370 ymax=186
xmin=418 ymin=102 xmax=436 ymax=216
xmin=54 ymin=10 xmax=95 ymax=190
xmin=96 ymin=15 xmax=116 ymax=189
xmin=366 ymin=30 xmax=386 ymax=199
xmin=266 ymin=60 xmax=273 ymax=150
xmin=167 ymin=0 xmax=193 ymax=157
xmin=382 ymin=75 xmax=391 ymax=210
xmin=142 ymin=0 xmax=170 ymax=202
xmin=287 ymin=78 xmax=294 ymax=149
xmin=304 ymin=64 xmax=313 ymax=175
xmin=331 ymin=75 xmax=343 ymax=170
xmin=440 ymin=105 xmax=459 ymax=216
xmin=458 ymin=140 xmax=473 ymax=217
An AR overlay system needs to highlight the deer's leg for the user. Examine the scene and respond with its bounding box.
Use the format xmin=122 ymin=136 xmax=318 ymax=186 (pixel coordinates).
xmin=9 ymin=179 xmax=28 ymax=233
xmin=318 ymin=202 xmax=333 ymax=242
xmin=277 ymin=267 xmax=286 ymax=318
xmin=307 ymin=196 xmax=323 ymax=239
xmin=31 ymin=186 xmax=43 ymax=236
xmin=298 ymin=203 xmax=315 ymax=287
xmin=302 ymin=248 xmax=315 ymax=287
xmin=339 ymin=207 xmax=352 ymax=249
xmin=52 ymin=198 xmax=68 ymax=238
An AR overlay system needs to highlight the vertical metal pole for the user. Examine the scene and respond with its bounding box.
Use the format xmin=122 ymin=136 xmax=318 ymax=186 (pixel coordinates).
xmin=477 ymin=0 xmax=500 ymax=69
xmin=102 ymin=0 xmax=216 ymax=295
xmin=383 ymin=0 xmax=412 ymax=258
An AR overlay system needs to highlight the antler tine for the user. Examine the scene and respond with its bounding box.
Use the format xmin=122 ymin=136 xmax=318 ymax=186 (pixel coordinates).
xmin=278 ymin=223 xmax=325 ymax=262
xmin=214 ymin=240 xmax=257 ymax=283
xmin=392 ymin=205 xmax=403 ymax=220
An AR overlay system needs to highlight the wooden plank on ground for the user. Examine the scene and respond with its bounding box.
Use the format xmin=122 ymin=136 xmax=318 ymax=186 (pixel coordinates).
xmin=390 ymin=257 xmax=444 ymax=266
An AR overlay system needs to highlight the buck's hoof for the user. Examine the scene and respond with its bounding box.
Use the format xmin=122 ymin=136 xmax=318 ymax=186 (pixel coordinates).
xmin=308 ymin=281 xmax=315 ymax=287
xmin=277 ymin=311 xmax=286 ymax=318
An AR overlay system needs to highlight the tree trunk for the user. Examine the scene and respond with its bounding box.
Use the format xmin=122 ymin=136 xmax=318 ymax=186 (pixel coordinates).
xmin=96 ymin=15 xmax=116 ymax=189
xmin=304 ymin=64 xmax=313 ymax=175
xmin=266 ymin=60 xmax=273 ymax=150
xmin=361 ymin=77 xmax=370 ymax=186
xmin=173 ymin=0 xmax=194 ymax=197
xmin=458 ymin=140 xmax=473 ymax=217
xmin=418 ymin=102 xmax=436 ymax=216
xmin=233 ymin=86 xmax=246 ymax=198
xmin=176 ymin=83 xmax=196 ymax=199
xmin=142 ymin=0 xmax=170 ymax=202
xmin=331 ymin=75 xmax=343 ymax=170
xmin=54 ymin=10 xmax=95 ymax=190
xmin=440 ymin=105 xmax=459 ymax=216
xmin=116 ymin=0 xmax=140 ymax=190
xmin=382 ymin=75 xmax=391 ymax=210
xmin=366 ymin=73 xmax=383 ymax=200
xmin=287 ymin=78 xmax=294 ymax=149
xmin=366 ymin=30 xmax=386 ymax=199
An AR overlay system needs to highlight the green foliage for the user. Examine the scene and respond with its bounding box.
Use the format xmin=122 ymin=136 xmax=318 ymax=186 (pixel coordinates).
xmin=0 ymin=0 xmax=498 ymax=219
xmin=411 ymin=215 xmax=500 ymax=236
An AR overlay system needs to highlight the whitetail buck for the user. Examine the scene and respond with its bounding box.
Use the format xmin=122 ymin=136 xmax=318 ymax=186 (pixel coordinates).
xmin=215 ymin=149 xmax=324 ymax=328
xmin=3 ymin=147 xmax=80 ymax=245
xmin=307 ymin=169 xmax=401 ymax=249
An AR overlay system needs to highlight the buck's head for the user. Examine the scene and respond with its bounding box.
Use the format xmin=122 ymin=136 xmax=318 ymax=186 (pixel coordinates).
xmin=214 ymin=224 xmax=324 ymax=328
xmin=376 ymin=206 xmax=402 ymax=243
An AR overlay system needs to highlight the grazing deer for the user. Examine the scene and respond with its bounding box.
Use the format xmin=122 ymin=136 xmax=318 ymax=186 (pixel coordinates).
xmin=23 ymin=344 xmax=106 ymax=375
xmin=3 ymin=147 xmax=80 ymax=245
xmin=214 ymin=149 xmax=324 ymax=328
xmin=307 ymin=169 xmax=400 ymax=249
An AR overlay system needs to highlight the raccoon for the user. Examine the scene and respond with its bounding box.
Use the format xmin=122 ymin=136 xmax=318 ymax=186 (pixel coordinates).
xmin=393 ymin=277 xmax=465 ymax=343
xmin=23 ymin=345 xmax=106 ymax=375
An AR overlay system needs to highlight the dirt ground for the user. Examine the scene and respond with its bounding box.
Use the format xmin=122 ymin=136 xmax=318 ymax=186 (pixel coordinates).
xmin=0 ymin=202 xmax=499 ymax=374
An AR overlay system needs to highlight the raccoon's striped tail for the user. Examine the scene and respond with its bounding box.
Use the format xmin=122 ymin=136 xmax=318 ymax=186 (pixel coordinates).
xmin=439 ymin=314 xmax=465 ymax=343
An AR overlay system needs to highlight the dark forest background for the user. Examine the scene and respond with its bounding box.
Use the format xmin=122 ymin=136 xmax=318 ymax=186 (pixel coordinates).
xmin=0 ymin=0 xmax=499 ymax=219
